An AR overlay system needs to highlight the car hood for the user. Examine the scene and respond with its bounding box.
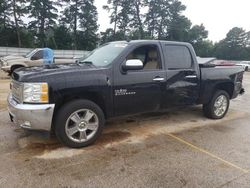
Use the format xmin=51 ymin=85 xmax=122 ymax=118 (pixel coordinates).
xmin=12 ymin=63 xmax=105 ymax=82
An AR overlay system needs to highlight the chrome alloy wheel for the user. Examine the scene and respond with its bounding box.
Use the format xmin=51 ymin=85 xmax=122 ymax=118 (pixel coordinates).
xmin=213 ymin=95 xmax=228 ymax=117
xmin=65 ymin=109 xmax=99 ymax=143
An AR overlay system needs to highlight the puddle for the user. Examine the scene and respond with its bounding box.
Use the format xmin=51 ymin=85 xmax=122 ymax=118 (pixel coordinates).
xmin=14 ymin=130 xmax=132 ymax=160
xmin=36 ymin=131 xmax=131 ymax=159
xmin=13 ymin=108 xmax=246 ymax=160
xmin=211 ymin=124 xmax=234 ymax=133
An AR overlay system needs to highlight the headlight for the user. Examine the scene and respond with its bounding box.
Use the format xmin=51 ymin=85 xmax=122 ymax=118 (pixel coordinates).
xmin=23 ymin=83 xmax=49 ymax=103
xmin=3 ymin=61 xmax=8 ymax=66
xmin=0 ymin=59 xmax=8 ymax=66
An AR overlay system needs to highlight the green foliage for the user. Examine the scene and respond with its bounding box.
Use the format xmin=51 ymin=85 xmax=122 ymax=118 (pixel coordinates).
xmin=0 ymin=0 xmax=11 ymax=28
xmin=28 ymin=0 xmax=59 ymax=47
xmin=60 ymin=0 xmax=98 ymax=50
xmin=52 ymin=25 xmax=73 ymax=50
xmin=214 ymin=27 xmax=250 ymax=60
xmin=0 ymin=0 xmax=250 ymax=60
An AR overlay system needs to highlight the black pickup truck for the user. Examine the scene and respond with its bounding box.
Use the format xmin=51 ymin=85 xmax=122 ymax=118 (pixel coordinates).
xmin=8 ymin=40 xmax=245 ymax=148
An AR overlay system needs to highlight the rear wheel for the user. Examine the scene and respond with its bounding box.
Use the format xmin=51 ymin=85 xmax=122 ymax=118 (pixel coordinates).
xmin=245 ymin=66 xmax=248 ymax=71
xmin=203 ymin=90 xmax=230 ymax=119
xmin=55 ymin=99 xmax=105 ymax=148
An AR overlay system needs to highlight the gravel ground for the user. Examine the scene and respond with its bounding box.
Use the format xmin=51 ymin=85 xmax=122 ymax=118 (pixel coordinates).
xmin=0 ymin=71 xmax=250 ymax=187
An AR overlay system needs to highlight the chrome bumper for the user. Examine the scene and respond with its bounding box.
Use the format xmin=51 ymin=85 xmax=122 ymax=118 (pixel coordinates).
xmin=1 ymin=65 xmax=11 ymax=72
xmin=7 ymin=94 xmax=55 ymax=131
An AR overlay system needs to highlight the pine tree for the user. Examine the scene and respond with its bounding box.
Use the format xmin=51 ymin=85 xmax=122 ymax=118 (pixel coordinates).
xmin=166 ymin=0 xmax=191 ymax=41
xmin=103 ymin=0 xmax=134 ymax=39
xmin=0 ymin=0 xmax=11 ymax=29
xmin=145 ymin=0 xmax=190 ymax=40
xmin=28 ymin=0 xmax=59 ymax=47
xmin=61 ymin=0 xmax=98 ymax=50
xmin=10 ymin=0 xmax=28 ymax=47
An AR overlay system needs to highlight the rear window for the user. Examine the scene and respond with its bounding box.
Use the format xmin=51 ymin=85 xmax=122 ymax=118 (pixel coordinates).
xmin=164 ymin=45 xmax=192 ymax=69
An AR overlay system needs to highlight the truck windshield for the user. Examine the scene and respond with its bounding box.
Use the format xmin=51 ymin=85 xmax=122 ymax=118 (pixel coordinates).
xmin=79 ymin=43 xmax=127 ymax=67
xmin=24 ymin=49 xmax=37 ymax=58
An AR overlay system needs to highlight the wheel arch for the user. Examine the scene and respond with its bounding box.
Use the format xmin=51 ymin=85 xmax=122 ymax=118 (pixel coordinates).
xmin=51 ymin=91 xmax=107 ymax=133
xmin=214 ymin=82 xmax=234 ymax=99
xmin=10 ymin=64 xmax=25 ymax=73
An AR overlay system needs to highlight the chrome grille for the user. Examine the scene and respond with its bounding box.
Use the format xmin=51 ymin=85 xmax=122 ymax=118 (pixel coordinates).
xmin=11 ymin=80 xmax=23 ymax=103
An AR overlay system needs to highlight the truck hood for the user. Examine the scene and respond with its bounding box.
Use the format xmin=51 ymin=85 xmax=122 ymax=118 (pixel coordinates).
xmin=1 ymin=55 xmax=25 ymax=62
xmin=12 ymin=63 xmax=103 ymax=82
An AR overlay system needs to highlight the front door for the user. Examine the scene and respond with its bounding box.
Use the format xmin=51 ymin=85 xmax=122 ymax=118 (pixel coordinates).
xmin=28 ymin=50 xmax=44 ymax=66
xmin=113 ymin=44 xmax=166 ymax=116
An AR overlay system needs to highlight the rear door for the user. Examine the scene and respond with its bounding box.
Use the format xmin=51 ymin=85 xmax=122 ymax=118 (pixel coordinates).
xmin=113 ymin=43 xmax=166 ymax=116
xmin=161 ymin=43 xmax=200 ymax=107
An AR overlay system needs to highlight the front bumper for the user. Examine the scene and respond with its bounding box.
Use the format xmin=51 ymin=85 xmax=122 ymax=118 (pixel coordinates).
xmin=7 ymin=94 xmax=55 ymax=131
xmin=1 ymin=65 xmax=11 ymax=72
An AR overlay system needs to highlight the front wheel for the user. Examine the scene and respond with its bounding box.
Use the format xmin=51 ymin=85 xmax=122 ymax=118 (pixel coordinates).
xmin=55 ymin=100 xmax=105 ymax=148
xmin=203 ymin=90 xmax=230 ymax=119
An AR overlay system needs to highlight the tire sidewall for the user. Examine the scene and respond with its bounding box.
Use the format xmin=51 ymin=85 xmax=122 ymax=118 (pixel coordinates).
xmin=55 ymin=99 xmax=105 ymax=148
xmin=210 ymin=90 xmax=230 ymax=119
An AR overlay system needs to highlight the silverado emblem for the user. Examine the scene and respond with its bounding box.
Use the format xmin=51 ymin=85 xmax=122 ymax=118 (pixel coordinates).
xmin=115 ymin=89 xmax=136 ymax=96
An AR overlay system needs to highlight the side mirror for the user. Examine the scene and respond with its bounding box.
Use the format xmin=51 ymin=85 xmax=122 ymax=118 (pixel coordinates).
xmin=122 ymin=59 xmax=143 ymax=71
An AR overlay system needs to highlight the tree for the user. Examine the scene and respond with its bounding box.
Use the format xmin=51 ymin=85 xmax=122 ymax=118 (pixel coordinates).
xmin=166 ymin=0 xmax=191 ymax=41
xmin=145 ymin=0 xmax=189 ymax=40
xmin=100 ymin=28 xmax=114 ymax=44
xmin=61 ymin=0 xmax=98 ymax=50
xmin=10 ymin=0 xmax=28 ymax=47
xmin=187 ymin=24 xmax=208 ymax=43
xmin=185 ymin=24 xmax=212 ymax=57
xmin=28 ymin=0 xmax=59 ymax=47
xmin=0 ymin=0 xmax=11 ymax=29
xmin=103 ymin=0 xmax=120 ymax=35
xmin=214 ymin=27 xmax=249 ymax=60
xmin=128 ymin=0 xmax=144 ymax=39
xmin=104 ymin=0 xmax=134 ymax=39
xmin=50 ymin=25 xmax=73 ymax=49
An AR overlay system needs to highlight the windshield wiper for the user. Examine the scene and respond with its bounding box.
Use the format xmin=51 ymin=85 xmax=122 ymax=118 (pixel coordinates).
xmin=78 ymin=61 xmax=96 ymax=67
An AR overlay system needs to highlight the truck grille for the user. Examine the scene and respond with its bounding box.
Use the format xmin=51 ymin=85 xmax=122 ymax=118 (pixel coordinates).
xmin=11 ymin=80 xmax=23 ymax=103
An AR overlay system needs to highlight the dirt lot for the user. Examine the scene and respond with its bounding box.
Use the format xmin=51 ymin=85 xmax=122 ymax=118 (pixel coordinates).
xmin=1 ymin=70 xmax=250 ymax=187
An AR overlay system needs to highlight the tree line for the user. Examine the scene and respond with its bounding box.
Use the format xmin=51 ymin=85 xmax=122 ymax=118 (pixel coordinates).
xmin=0 ymin=0 xmax=250 ymax=60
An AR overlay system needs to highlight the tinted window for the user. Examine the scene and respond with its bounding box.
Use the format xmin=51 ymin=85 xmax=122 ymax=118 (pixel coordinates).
xmin=165 ymin=45 xmax=192 ymax=69
xmin=32 ymin=50 xmax=43 ymax=60
xmin=126 ymin=45 xmax=161 ymax=70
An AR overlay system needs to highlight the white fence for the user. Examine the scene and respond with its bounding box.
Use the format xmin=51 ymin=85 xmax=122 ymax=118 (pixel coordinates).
xmin=0 ymin=47 xmax=90 ymax=58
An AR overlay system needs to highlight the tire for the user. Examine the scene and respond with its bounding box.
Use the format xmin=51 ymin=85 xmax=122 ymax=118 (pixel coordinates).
xmin=54 ymin=99 xmax=105 ymax=148
xmin=245 ymin=66 xmax=248 ymax=71
xmin=203 ymin=90 xmax=230 ymax=119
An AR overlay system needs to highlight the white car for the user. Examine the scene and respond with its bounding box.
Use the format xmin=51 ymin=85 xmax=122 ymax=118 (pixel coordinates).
xmin=236 ymin=62 xmax=250 ymax=71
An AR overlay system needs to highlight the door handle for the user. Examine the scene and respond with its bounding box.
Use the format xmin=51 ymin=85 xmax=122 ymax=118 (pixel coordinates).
xmin=185 ymin=75 xmax=197 ymax=78
xmin=153 ymin=77 xmax=165 ymax=81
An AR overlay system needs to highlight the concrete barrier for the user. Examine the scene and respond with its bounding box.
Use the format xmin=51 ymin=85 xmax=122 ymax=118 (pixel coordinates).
xmin=0 ymin=47 xmax=90 ymax=58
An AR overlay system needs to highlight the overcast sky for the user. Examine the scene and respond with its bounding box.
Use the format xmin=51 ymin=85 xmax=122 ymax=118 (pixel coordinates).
xmin=95 ymin=0 xmax=250 ymax=42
